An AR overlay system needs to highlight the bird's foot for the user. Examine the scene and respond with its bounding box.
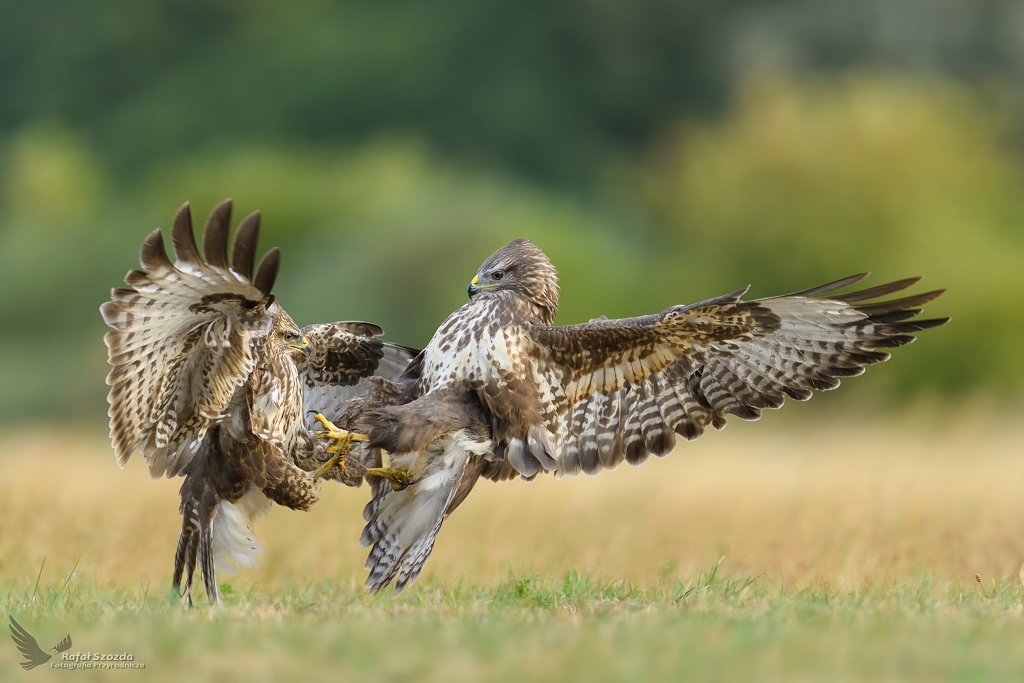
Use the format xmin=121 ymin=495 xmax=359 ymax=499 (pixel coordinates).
xmin=312 ymin=413 xmax=369 ymax=455
xmin=313 ymin=451 xmax=347 ymax=480
xmin=365 ymin=467 xmax=412 ymax=492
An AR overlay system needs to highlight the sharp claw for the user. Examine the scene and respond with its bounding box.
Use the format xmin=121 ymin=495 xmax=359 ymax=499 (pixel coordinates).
xmin=311 ymin=413 xmax=369 ymax=456
xmin=365 ymin=467 xmax=412 ymax=492
xmin=314 ymin=413 xmax=338 ymax=432
xmin=314 ymin=452 xmax=347 ymax=480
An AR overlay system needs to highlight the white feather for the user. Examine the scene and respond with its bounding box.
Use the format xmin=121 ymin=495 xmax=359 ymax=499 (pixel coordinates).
xmin=211 ymin=487 xmax=273 ymax=576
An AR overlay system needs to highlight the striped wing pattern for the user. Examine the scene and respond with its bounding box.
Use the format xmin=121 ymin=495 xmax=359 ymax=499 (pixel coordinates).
xmin=530 ymin=274 xmax=948 ymax=477
xmin=101 ymin=200 xmax=280 ymax=478
xmin=298 ymin=321 xmax=419 ymax=434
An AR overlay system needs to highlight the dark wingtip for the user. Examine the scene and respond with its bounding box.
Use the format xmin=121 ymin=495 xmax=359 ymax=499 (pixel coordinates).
xmin=231 ymin=210 xmax=261 ymax=280
xmin=855 ymin=289 xmax=946 ymax=317
xmin=171 ymin=201 xmax=203 ymax=266
xmin=203 ymin=199 xmax=233 ymax=268
xmin=792 ymin=273 xmax=870 ymax=298
xmin=912 ymin=316 xmax=951 ymax=330
xmin=139 ymin=228 xmax=171 ymax=271
xmin=831 ymin=276 xmax=923 ymax=303
xmin=253 ymin=246 xmax=281 ymax=295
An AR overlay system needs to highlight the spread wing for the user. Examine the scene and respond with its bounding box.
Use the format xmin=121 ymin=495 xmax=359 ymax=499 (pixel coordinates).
xmin=298 ymin=321 xmax=418 ymax=433
xmin=101 ymin=199 xmax=281 ymax=478
xmin=527 ymin=274 xmax=948 ymax=477
xmin=9 ymin=617 xmax=50 ymax=669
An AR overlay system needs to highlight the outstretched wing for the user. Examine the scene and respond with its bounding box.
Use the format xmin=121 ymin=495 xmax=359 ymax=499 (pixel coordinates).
xmin=102 ymin=200 xmax=281 ymax=478
xmin=298 ymin=321 xmax=418 ymax=433
xmin=9 ymin=617 xmax=50 ymax=670
xmin=526 ymin=274 xmax=948 ymax=477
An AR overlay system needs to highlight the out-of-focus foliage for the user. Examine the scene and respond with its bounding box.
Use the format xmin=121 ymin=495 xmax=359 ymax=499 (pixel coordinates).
xmin=0 ymin=0 xmax=735 ymax=188
xmin=0 ymin=133 xmax=651 ymax=420
xmin=0 ymin=1 xmax=1023 ymax=422
xmin=641 ymin=75 xmax=1024 ymax=395
xmin=2 ymin=0 xmax=1023 ymax=187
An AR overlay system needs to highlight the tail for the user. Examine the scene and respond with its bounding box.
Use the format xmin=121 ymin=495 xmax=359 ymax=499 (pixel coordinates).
xmin=172 ymin=479 xmax=219 ymax=606
xmin=171 ymin=426 xmax=279 ymax=606
xmin=360 ymin=430 xmax=489 ymax=594
xmin=361 ymin=477 xmax=449 ymax=595
xmin=173 ymin=483 xmax=272 ymax=606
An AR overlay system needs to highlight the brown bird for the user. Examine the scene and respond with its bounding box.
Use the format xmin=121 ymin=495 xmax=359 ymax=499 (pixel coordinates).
xmin=101 ymin=200 xmax=416 ymax=605
xmin=341 ymin=238 xmax=948 ymax=594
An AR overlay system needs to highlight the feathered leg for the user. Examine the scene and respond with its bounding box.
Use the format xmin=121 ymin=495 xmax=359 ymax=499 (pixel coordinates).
xmin=224 ymin=439 xmax=321 ymax=512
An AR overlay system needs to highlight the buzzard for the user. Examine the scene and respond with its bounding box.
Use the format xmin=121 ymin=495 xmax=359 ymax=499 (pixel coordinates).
xmin=101 ymin=200 xmax=416 ymax=605
xmin=347 ymin=238 xmax=948 ymax=593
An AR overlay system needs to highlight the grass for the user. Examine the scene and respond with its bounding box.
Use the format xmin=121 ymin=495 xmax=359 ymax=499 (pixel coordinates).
xmin=2 ymin=409 xmax=1024 ymax=681
xmin=6 ymin=569 xmax=1024 ymax=682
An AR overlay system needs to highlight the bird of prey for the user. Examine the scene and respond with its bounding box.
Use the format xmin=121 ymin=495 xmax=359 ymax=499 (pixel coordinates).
xmin=337 ymin=238 xmax=947 ymax=594
xmin=8 ymin=617 xmax=71 ymax=670
xmin=101 ymin=200 xmax=416 ymax=605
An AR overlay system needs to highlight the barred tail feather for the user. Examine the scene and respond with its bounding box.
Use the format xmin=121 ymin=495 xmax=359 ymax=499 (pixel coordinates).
xmin=173 ymin=495 xmax=213 ymax=607
xmin=360 ymin=432 xmax=486 ymax=594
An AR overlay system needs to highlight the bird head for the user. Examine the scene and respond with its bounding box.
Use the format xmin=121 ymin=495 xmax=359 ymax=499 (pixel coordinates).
xmin=269 ymin=307 xmax=311 ymax=360
xmin=468 ymin=238 xmax=559 ymax=323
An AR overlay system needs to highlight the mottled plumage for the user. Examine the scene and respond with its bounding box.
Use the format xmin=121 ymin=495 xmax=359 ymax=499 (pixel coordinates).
xmin=358 ymin=238 xmax=948 ymax=593
xmin=102 ymin=200 xmax=416 ymax=605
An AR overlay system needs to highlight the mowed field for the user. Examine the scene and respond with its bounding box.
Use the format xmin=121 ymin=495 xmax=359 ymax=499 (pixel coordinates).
xmin=2 ymin=409 xmax=1024 ymax=681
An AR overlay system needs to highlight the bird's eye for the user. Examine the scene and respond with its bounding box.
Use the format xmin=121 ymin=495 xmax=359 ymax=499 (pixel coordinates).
xmin=491 ymin=270 xmax=504 ymax=281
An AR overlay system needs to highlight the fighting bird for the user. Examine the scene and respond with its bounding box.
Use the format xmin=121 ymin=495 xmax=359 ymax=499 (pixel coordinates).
xmin=338 ymin=238 xmax=948 ymax=594
xmin=101 ymin=200 xmax=416 ymax=605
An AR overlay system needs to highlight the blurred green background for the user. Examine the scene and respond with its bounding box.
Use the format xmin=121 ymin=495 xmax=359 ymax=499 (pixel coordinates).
xmin=1 ymin=0 xmax=1021 ymax=423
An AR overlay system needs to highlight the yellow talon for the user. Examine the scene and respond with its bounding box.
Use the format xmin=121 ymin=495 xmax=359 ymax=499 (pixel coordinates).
xmin=313 ymin=413 xmax=337 ymax=431
xmin=312 ymin=413 xmax=368 ymax=454
xmin=313 ymin=452 xmax=347 ymax=480
xmin=311 ymin=413 xmax=369 ymax=479
xmin=365 ymin=466 xmax=412 ymax=492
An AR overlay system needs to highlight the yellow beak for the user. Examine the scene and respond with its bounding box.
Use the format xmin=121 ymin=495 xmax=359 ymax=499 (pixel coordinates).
xmin=288 ymin=337 xmax=311 ymax=357
xmin=471 ymin=275 xmax=480 ymax=286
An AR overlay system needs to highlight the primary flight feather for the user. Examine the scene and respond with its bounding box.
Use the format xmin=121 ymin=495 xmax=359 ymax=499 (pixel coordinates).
xmin=102 ymin=200 xmax=417 ymax=605
xmin=343 ymin=238 xmax=948 ymax=594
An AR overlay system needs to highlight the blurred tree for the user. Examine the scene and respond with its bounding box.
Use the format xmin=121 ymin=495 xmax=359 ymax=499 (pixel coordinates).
xmin=1 ymin=2 xmax=1024 ymax=422
xmin=2 ymin=0 xmax=1021 ymax=190
xmin=0 ymin=0 xmax=733 ymax=188
xmin=641 ymin=74 xmax=1024 ymax=395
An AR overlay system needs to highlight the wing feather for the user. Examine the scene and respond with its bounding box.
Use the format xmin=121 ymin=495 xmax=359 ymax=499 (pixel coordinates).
xmin=297 ymin=322 xmax=418 ymax=433
xmin=527 ymin=276 xmax=948 ymax=477
xmin=202 ymin=199 xmax=232 ymax=269
xmin=102 ymin=200 xmax=277 ymax=477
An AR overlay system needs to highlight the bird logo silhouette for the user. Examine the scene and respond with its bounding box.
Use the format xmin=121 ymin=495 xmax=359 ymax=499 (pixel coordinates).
xmin=8 ymin=617 xmax=72 ymax=670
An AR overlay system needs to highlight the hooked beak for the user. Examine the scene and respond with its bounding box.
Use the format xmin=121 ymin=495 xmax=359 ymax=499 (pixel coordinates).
xmin=468 ymin=274 xmax=480 ymax=298
xmin=288 ymin=337 xmax=311 ymax=358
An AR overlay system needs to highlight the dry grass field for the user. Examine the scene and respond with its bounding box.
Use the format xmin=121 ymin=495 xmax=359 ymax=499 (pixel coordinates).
xmin=2 ymin=408 xmax=1024 ymax=681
